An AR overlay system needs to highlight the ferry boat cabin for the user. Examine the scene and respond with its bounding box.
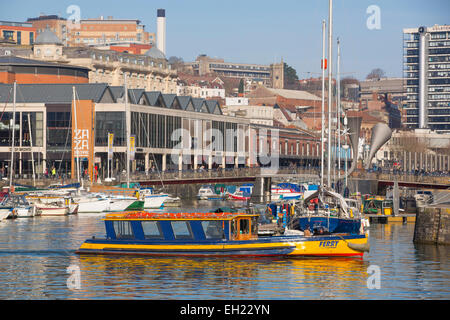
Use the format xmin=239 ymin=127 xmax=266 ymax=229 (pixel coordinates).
xmin=103 ymin=212 xmax=259 ymax=242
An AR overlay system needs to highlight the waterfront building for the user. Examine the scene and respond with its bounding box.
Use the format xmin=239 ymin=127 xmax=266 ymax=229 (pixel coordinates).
xmin=0 ymin=83 xmax=321 ymax=179
xmin=0 ymin=21 xmax=36 ymax=46
xmin=403 ymin=24 xmax=450 ymax=133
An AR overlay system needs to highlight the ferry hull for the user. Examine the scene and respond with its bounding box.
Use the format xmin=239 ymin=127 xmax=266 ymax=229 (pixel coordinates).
xmin=76 ymin=234 xmax=368 ymax=258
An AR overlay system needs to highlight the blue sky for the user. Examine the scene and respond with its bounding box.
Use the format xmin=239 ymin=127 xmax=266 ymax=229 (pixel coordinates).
xmin=1 ymin=0 xmax=449 ymax=80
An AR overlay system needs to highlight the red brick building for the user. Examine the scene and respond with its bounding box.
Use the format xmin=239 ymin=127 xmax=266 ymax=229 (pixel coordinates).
xmin=0 ymin=56 xmax=89 ymax=84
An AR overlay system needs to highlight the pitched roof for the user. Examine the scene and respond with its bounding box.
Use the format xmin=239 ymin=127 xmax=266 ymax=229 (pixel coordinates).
xmin=250 ymin=86 xmax=321 ymax=101
xmin=205 ymin=100 xmax=222 ymax=115
xmin=177 ymin=96 xmax=194 ymax=111
xmin=143 ymin=91 xmax=165 ymax=107
xmin=266 ymin=87 xmax=321 ymax=101
xmin=0 ymin=56 xmax=89 ymax=71
xmin=161 ymin=94 xmax=181 ymax=109
xmin=0 ymin=83 xmax=110 ymax=103
xmin=192 ymin=98 xmax=208 ymax=113
xmin=128 ymin=88 xmax=145 ymax=104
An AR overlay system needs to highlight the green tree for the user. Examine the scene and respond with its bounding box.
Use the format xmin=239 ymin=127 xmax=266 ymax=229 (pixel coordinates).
xmin=283 ymin=63 xmax=300 ymax=90
xmin=238 ymin=78 xmax=245 ymax=94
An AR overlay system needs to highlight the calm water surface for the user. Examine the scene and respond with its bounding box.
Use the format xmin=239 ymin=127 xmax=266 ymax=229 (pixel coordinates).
xmin=0 ymin=200 xmax=448 ymax=300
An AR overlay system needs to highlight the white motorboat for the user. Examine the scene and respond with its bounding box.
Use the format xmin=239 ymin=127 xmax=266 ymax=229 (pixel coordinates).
xmin=35 ymin=202 xmax=69 ymax=216
xmin=76 ymin=198 xmax=111 ymax=213
xmin=0 ymin=208 xmax=12 ymax=220
xmin=143 ymin=194 xmax=168 ymax=209
xmin=108 ymin=196 xmax=140 ymax=212
xmin=14 ymin=206 xmax=36 ymax=218
xmin=197 ymin=185 xmax=224 ymax=200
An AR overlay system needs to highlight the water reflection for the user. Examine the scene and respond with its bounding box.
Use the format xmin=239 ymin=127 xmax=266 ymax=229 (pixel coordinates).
xmin=70 ymin=255 xmax=368 ymax=299
xmin=0 ymin=200 xmax=449 ymax=299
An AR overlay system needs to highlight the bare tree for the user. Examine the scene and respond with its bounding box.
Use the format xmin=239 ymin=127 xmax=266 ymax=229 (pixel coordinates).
xmin=168 ymin=56 xmax=185 ymax=71
xmin=366 ymin=68 xmax=386 ymax=80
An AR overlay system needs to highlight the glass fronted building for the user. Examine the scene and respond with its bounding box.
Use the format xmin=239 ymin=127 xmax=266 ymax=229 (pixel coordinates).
xmin=403 ymin=25 xmax=450 ymax=133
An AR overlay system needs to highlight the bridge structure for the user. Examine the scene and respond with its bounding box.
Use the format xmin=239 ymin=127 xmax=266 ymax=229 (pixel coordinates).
xmin=6 ymin=167 xmax=448 ymax=197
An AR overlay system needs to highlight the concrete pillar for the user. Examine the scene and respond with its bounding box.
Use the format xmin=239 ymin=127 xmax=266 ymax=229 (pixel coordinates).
xmin=234 ymin=155 xmax=238 ymax=168
xmin=221 ymin=154 xmax=226 ymax=169
xmin=420 ymin=153 xmax=423 ymax=171
xmin=162 ymin=153 xmax=167 ymax=172
xmin=425 ymin=153 xmax=428 ymax=172
xmin=408 ymin=151 xmax=412 ymax=172
xmin=414 ymin=152 xmax=417 ymax=171
xmin=403 ymin=151 xmax=407 ymax=172
xmin=145 ymin=153 xmax=149 ymax=172
xmin=178 ymin=154 xmax=183 ymax=171
xmin=208 ymin=154 xmax=212 ymax=170
xmin=193 ymin=153 xmax=198 ymax=170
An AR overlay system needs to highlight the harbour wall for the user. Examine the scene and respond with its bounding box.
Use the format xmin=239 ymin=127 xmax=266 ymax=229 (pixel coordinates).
xmin=414 ymin=206 xmax=450 ymax=245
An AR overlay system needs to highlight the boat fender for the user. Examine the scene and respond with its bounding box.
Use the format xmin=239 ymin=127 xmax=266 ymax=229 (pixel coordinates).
xmin=337 ymin=235 xmax=370 ymax=252
xmin=346 ymin=241 xmax=370 ymax=253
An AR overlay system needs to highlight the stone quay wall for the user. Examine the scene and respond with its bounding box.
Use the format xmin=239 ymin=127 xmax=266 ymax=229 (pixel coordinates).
xmin=414 ymin=206 xmax=450 ymax=245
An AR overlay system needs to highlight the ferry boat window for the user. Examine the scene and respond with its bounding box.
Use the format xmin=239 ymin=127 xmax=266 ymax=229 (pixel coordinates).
xmin=113 ymin=221 xmax=134 ymax=239
xmin=251 ymin=217 xmax=258 ymax=235
xmin=239 ymin=219 xmax=250 ymax=234
xmin=142 ymin=221 xmax=163 ymax=239
xmin=171 ymin=221 xmax=194 ymax=239
xmin=231 ymin=220 xmax=238 ymax=238
xmin=201 ymin=221 xmax=223 ymax=239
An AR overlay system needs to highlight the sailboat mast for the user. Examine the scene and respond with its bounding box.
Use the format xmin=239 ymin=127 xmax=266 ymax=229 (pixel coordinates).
xmin=27 ymin=112 xmax=36 ymax=187
xmin=327 ymin=0 xmax=333 ymax=187
xmin=321 ymin=20 xmax=326 ymax=188
xmin=9 ymin=81 xmax=16 ymax=189
xmin=337 ymin=37 xmax=341 ymax=186
xmin=73 ymin=86 xmax=81 ymax=184
xmin=125 ymin=74 xmax=130 ymax=188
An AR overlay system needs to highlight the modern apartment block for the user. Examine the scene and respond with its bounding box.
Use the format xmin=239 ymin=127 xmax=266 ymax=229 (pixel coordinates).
xmin=66 ymin=17 xmax=155 ymax=47
xmin=0 ymin=21 xmax=36 ymax=45
xmin=403 ymin=24 xmax=450 ymax=133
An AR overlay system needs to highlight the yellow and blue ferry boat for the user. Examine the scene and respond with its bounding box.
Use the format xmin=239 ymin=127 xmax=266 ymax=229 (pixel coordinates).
xmin=76 ymin=211 xmax=369 ymax=257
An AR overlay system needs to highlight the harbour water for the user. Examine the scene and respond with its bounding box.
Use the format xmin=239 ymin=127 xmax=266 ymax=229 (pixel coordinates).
xmin=0 ymin=200 xmax=448 ymax=300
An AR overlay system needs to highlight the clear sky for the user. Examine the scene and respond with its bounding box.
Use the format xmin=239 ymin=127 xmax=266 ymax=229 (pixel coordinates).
xmin=1 ymin=0 xmax=449 ymax=80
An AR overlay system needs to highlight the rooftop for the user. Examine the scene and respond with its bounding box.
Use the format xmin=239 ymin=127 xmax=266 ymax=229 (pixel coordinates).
xmin=0 ymin=83 xmax=222 ymax=115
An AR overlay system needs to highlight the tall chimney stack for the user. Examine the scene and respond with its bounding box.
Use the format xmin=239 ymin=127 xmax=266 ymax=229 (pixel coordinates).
xmin=156 ymin=9 xmax=166 ymax=55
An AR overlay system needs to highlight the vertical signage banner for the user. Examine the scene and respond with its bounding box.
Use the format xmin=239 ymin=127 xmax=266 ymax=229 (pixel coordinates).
xmin=72 ymin=100 xmax=95 ymax=181
xmin=108 ymin=133 xmax=114 ymax=160
xmin=130 ymin=135 xmax=136 ymax=161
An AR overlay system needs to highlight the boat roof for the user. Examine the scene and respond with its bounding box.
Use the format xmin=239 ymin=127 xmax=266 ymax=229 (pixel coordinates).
xmin=104 ymin=211 xmax=258 ymax=221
